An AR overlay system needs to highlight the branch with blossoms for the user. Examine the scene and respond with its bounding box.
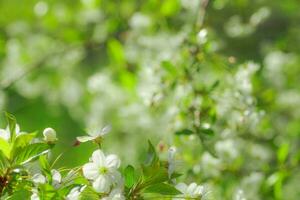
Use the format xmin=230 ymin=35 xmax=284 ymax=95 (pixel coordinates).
xmin=0 ymin=113 xmax=208 ymax=200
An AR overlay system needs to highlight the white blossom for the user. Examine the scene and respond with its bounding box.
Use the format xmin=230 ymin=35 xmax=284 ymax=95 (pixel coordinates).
xmin=82 ymin=149 xmax=121 ymax=193
xmin=66 ymin=186 xmax=85 ymax=200
xmin=0 ymin=124 xmax=21 ymax=141
xmin=77 ymin=125 xmax=111 ymax=143
xmin=168 ymin=146 xmax=177 ymax=178
xmin=43 ymin=127 xmax=57 ymax=142
xmin=102 ymin=188 xmax=125 ymax=200
xmin=174 ymin=182 xmax=205 ymax=200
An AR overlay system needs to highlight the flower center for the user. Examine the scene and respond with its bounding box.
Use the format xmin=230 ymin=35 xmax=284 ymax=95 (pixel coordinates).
xmin=99 ymin=167 xmax=108 ymax=174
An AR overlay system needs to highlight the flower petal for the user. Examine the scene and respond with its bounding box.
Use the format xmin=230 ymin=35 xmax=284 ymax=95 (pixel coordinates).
xmin=175 ymin=182 xmax=188 ymax=193
xmin=187 ymin=183 xmax=198 ymax=196
xmin=105 ymin=154 xmax=120 ymax=169
xmin=51 ymin=169 xmax=62 ymax=184
xmin=82 ymin=163 xmax=99 ymax=180
xmin=92 ymin=175 xmax=111 ymax=193
xmin=100 ymin=125 xmax=111 ymax=136
xmin=76 ymin=136 xmax=95 ymax=142
xmin=92 ymin=149 xmax=106 ymax=166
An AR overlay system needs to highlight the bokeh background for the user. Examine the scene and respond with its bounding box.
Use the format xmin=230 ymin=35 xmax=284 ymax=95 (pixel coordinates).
xmin=0 ymin=0 xmax=300 ymax=199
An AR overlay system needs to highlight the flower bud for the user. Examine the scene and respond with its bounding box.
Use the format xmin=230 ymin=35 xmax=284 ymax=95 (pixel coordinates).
xmin=43 ymin=127 xmax=57 ymax=143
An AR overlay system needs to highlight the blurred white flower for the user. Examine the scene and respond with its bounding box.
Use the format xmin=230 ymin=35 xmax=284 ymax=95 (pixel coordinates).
xmin=174 ymin=182 xmax=205 ymax=200
xmin=82 ymin=149 xmax=121 ymax=193
xmin=34 ymin=1 xmax=48 ymax=17
xmin=32 ymin=173 xmax=46 ymax=184
xmin=234 ymin=189 xmax=247 ymax=200
xmin=168 ymin=146 xmax=177 ymax=178
xmin=130 ymin=13 xmax=151 ymax=30
xmin=31 ymin=169 xmax=61 ymax=188
xmin=31 ymin=190 xmax=40 ymax=200
xmin=51 ymin=169 xmax=62 ymax=188
xmin=66 ymin=186 xmax=85 ymax=200
xmin=215 ymin=139 xmax=239 ymax=160
xmin=77 ymin=125 xmax=111 ymax=143
xmin=0 ymin=124 xmax=21 ymax=141
xmin=43 ymin=127 xmax=57 ymax=143
xmin=102 ymin=188 xmax=125 ymax=200
xmin=197 ymin=29 xmax=208 ymax=44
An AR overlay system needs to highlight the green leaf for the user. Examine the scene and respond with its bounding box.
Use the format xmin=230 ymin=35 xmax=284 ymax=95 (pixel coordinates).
xmin=144 ymin=140 xmax=159 ymax=167
xmin=277 ymin=143 xmax=289 ymax=164
xmin=160 ymin=0 xmax=180 ymax=17
xmin=175 ymin=129 xmax=194 ymax=136
xmin=80 ymin=186 xmax=99 ymax=200
xmin=144 ymin=183 xmax=181 ymax=195
xmin=11 ymin=132 xmax=37 ymax=158
xmin=161 ymin=61 xmax=177 ymax=76
xmin=39 ymin=154 xmax=51 ymax=177
xmin=200 ymin=127 xmax=214 ymax=137
xmin=13 ymin=132 xmax=36 ymax=149
xmin=107 ymin=39 xmax=125 ymax=65
xmin=170 ymin=172 xmax=182 ymax=179
xmin=5 ymin=112 xmax=17 ymax=143
xmin=124 ymin=165 xmax=136 ymax=188
xmin=0 ymin=137 xmax=10 ymax=158
xmin=142 ymin=167 xmax=169 ymax=187
xmin=0 ymin=151 xmax=9 ymax=174
xmin=13 ymin=143 xmax=50 ymax=165
xmin=6 ymin=189 xmax=31 ymax=200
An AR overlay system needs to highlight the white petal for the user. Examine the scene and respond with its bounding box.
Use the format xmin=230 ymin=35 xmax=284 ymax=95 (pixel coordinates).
xmin=92 ymin=149 xmax=106 ymax=166
xmin=0 ymin=129 xmax=9 ymax=141
xmin=66 ymin=186 xmax=81 ymax=200
xmin=92 ymin=175 xmax=111 ymax=193
xmin=111 ymin=171 xmax=124 ymax=187
xmin=105 ymin=154 xmax=120 ymax=169
xmin=31 ymin=193 xmax=40 ymax=200
xmin=194 ymin=185 xmax=204 ymax=196
xmin=32 ymin=173 xmax=46 ymax=184
xmin=76 ymin=136 xmax=95 ymax=142
xmin=175 ymin=182 xmax=188 ymax=193
xmin=100 ymin=125 xmax=111 ymax=136
xmin=51 ymin=169 xmax=62 ymax=184
xmin=82 ymin=163 xmax=99 ymax=180
xmin=187 ymin=183 xmax=198 ymax=196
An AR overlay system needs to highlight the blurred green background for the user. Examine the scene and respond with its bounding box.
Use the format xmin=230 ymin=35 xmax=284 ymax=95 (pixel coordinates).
xmin=0 ymin=0 xmax=300 ymax=199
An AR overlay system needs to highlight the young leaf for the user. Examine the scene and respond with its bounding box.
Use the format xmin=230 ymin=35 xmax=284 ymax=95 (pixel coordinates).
xmin=142 ymin=167 xmax=169 ymax=187
xmin=143 ymin=183 xmax=181 ymax=195
xmin=0 ymin=137 xmax=10 ymax=158
xmin=144 ymin=140 xmax=159 ymax=167
xmin=13 ymin=132 xmax=36 ymax=149
xmin=13 ymin=143 xmax=50 ymax=165
xmin=80 ymin=186 xmax=99 ymax=200
xmin=0 ymin=151 xmax=9 ymax=173
xmin=124 ymin=165 xmax=135 ymax=188
xmin=6 ymin=189 xmax=31 ymax=200
xmin=5 ymin=112 xmax=17 ymax=143
xmin=175 ymin=129 xmax=194 ymax=136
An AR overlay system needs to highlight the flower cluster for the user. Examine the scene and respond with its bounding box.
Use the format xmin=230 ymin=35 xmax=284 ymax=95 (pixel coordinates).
xmin=0 ymin=113 xmax=207 ymax=200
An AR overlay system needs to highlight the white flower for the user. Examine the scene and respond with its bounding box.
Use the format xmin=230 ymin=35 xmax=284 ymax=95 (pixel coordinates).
xmin=32 ymin=173 xmax=46 ymax=184
xmin=31 ymin=190 xmax=40 ymax=200
xmin=82 ymin=149 xmax=121 ymax=193
xmin=66 ymin=186 xmax=84 ymax=200
xmin=174 ymin=182 xmax=205 ymax=200
xmin=168 ymin=146 xmax=177 ymax=178
xmin=77 ymin=125 xmax=111 ymax=143
xmin=31 ymin=170 xmax=61 ymax=188
xmin=51 ymin=169 xmax=62 ymax=188
xmin=102 ymin=188 xmax=125 ymax=200
xmin=0 ymin=124 xmax=21 ymax=141
xmin=43 ymin=127 xmax=57 ymax=142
